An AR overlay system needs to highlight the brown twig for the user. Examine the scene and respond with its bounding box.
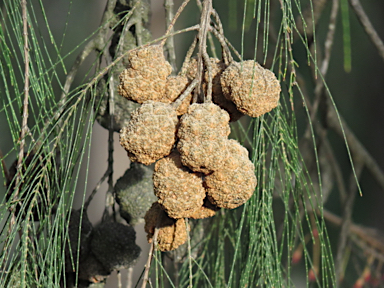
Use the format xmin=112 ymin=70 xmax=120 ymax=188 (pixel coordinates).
xmin=196 ymin=0 xmax=217 ymax=59
xmin=164 ymin=0 xmax=177 ymax=72
xmin=141 ymin=227 xmax=159 ymax=288
xmin=307 ymin=0 xmax=339 ymax=127
xmin=116 ymin=1 xmax=142 ymax=57
xmin=349 ymin=0 xmax=384 ymax=63
xmin=161 ymin=0 xmax=191 ymax=47
xmin=334 ymin=163 xmax=363 ymax=282
xmin=195 ymin=0 xmax=213 ymax=103
xmin=1 ymin=0 xmax=31 ymax=272
xmin=0 ymin=149 xmax=9 ymax=184
xmin=326 ymin=104 xmax=384 ymax=191
xmin=323 ymin=209 xmax=384 ymax=260
xmin=60 ymin=0 xmax=117 ymax=101
xmin=126 ymin=266 xmax=134 ymax=288
xmin=17 ymin=0 xmax=30 ymax=196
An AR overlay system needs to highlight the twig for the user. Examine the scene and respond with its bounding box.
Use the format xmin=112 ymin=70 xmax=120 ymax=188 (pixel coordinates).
xmin=126 ymin=266 xmax=134 ymax=288
xmin=323 ymin=209 xmax=384 ymax=260
xmin=326 ymin=105 xmax=384 ymax=191
xmin=0 ymin=149 xmax=9 ymax=183
xmin=161 ymin=0 xmax=191 ymax=46
xmin=195 ymin=0 xmax=213 ymax=103
xmin=334 ymin=163 xmax=363 ymax=283
xmin=116 ymin=1 xmax=142 ymax=58
xmin=117 ymin=270 xmax=122 ymax=288
xmin=17 ymin=0 xmax=30 ymax=197
xmin=308 ymin=0 xmax=339 ymax=126
xmin=349 ymin=0 xmax=384 ymax=62
xmin=196 ymin=0 xmax=217 ymax=59
xmin=164 ymin=0 xmax=177 ymax=71
xmin=172 ymin=79 xmax=199 ymax=109
xmin=179 ymin=36 xmax=198 ymax=75
xmin=141 ymin=227 xmax=159 ymax=288
xmin=103 ymin=56 xmax=115 ymax=221
xmin=1 ymin=0 xmax=31 ymax=272
xmin=84 ymin=168 xmax=110 ymax=210
xmin=186 ymin=218 xmax=193 ymax=288
xmin=60 ymin=0 xmax=117 ymax=100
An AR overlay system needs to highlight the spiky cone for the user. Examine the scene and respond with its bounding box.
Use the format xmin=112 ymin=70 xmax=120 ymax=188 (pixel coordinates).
xmin=153 ymin=151 xmax=205 ymax=219
xmin=220 ymin=60 xmax=281 ymax=118
xmin=120 ymin=101 xmax=178 ymax=165
xmin=177 ymin=103 xmax=231 ymax=174
xmin=144 ymin=203 xmax=187 ymax=251
xmin=185 ymin=57 xmax=243 ymax=121
xmin=118 ymin=45 xmax=172 ymax=103
xmin=95 ymin=62 xmax=140 ymax=132
xmin=78 ymin=252 xmax=110 ymax=283
xmin=114 ymin=162 xmax=157 ymax=225
xmin=205 ymin=139 xmax=257 ymax=209
xmin=164 ymin=75 xmax=192 ymax=115
xmin=91 ymin=221 xmax=141 ymax=272
xmin=188 ymin=198 xmax=219 ymax=219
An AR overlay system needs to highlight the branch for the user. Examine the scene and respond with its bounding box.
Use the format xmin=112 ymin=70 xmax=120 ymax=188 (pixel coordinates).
xmin=164 ymin=0 xmax=177 ymax=71
xmin=17 ymin=0 xmax=30 ymax=192
xmin=349 ymin=0 xmax=384 ymax=63
xmin=161 ymin=0 xmax=191 ymax=46
xmin=326 ymin=104 xmax=384 ymax=191
xmin=334 ymin=163 xmax=363 ymax=283
xmin=307 ymin=0 xmax=338 ymax=128
xmin=59 ymin=0 xmax=117 ymax=100
xmin=141 ymin=227 xmax=159 ymax=288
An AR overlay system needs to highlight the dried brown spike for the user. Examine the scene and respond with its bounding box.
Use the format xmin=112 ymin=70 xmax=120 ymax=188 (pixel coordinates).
xmin=119 ymin=101 xmax=178 ymax=165
xmin=177 ymin=103 xmax=230 ymax=174
xmin=144 ymin=203 xmax=187 ymax=251
xmin=153 ymin=151 xmax=205 ymax=219
xmin=118 ymin=45 xmax=172 ymax=103
xmin=164 ymin=75 xmax=192 ymax=115
xmin=220 ymin=60 xmax=281 ymax=118
xmin=205 ymin=139 xmax=257 ymax=209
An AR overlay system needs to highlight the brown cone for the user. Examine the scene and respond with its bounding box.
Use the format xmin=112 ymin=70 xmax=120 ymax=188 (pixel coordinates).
xmin=177 ymin=103 xmax=230 ymax=174
xmin=120 ymin=101 xmax=178 ymax=165
xmin=118 ymin=45 xmax=172 ymax=103
xmin=220 ymin=60 xmax=281 ymax=118
xmin=144 ymin=203 xmax=187 ymax=251
xmin=153 ymin=151 xmax=205 ymax=219
xmin=205 ymin=139 xmax=257 ymax=209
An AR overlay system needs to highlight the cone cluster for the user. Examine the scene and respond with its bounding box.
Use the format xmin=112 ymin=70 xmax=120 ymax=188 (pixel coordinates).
xmin=118 ymin=45 xmax=280 ymax=251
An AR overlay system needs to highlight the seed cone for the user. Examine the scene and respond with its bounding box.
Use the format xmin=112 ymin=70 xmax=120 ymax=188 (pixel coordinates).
xmin=220 ymin=60 xmax=281 ymax=118
xmin=91 ymin=221 xmax=141 ymax=272
xmin=164 ymin=75 xmax=192 ymax=115
xmin=185 ymin=57 xmax=243 ymax=121
xmin=114 ymin=162 xmax=157 ymax=225
xmin=118 ymin=45 xmax=172 ymax=103
xmin=144 ymin=203 xmax=187 ymax=251
xmin=205 ymin=139 xmax=257 ymax=209
xmin=78 ymin=252 xmax=110 ymax=283
xmin=188 ymin=198 xmax=219 ymax=219
xmin=95 ymin=63 xmax=140 ymax=132
xmin=177 ymin=103 xmax=230 ymax=174
xmin=120 ymin=101 xmax=178 ymax=165
xmin=153 ymin=151 xmax=205 ymax=218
